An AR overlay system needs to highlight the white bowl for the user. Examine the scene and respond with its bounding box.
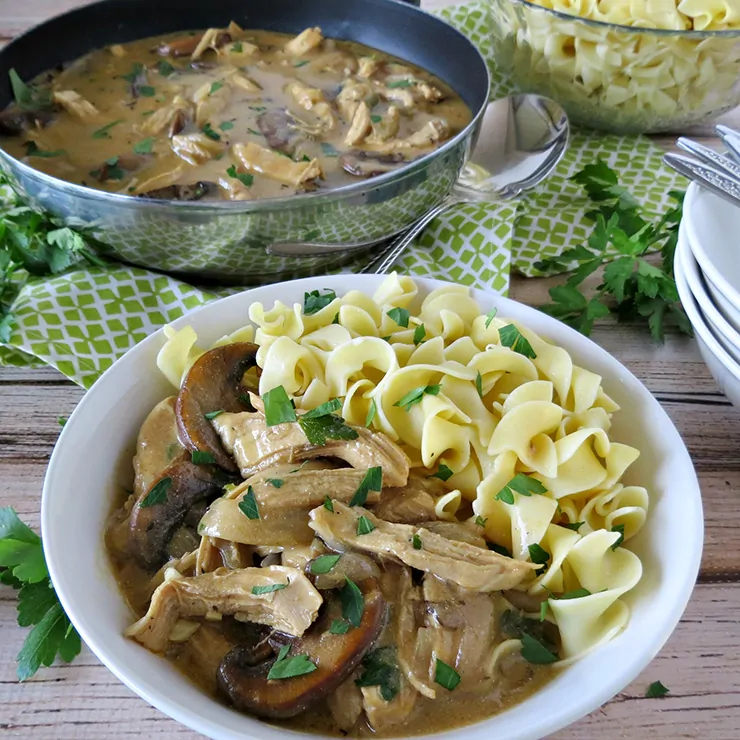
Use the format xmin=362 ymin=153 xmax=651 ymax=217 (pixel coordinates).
xmin=683 ymin=182 xmax=740 ymax=334
xmin=675 ymin=229 xmax=740 ymax=408
xmin=42 ymin=275 xmax=703 ymax=740
xmin=678 ymin=220 xmax=740 ymax=366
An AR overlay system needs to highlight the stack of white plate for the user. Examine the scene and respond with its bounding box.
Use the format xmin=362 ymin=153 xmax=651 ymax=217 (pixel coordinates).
xmin=675 ymin=182 xmax=740 ymax=406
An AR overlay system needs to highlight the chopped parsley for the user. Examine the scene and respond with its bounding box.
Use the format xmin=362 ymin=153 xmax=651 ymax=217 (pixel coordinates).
xmin=562 ymin=521 xmax=585 ymax=532
xmin=238 ymin=486 xmax=260 ymax=520
xmin=495 ymin=474 xmax=548 ymax=505
xmin=323 ymin=496 xmax=334 ymax=512
xmin=251 ymin=583 xmax=287 ymax=595
xmin=412 ymin=533 xmax=422 ymax=550
xmin=320 ymin=141 xmax=339 ymax=157
xmin=310 ymin=554 xmax=341 ymax=574
xmin=370 ymin=114 xmax=382 ymax=123
xmin=386 ymin=307 xmax=410 ymax=328
xmin=520 ymin=633 xmax=558 ymax=664
xmin=387 ymin=79 xmax=413 ymax=89
xmin=349 ymin=467 xmax=383 ymax=507
xmin=156 ymin=60 xmax=175 ymax=77
xmin=489 ymin=542 xmax=513 ymax=558
xmin=24 ymin=141 xmax=65 ymax=158
xmin=611 ymin=523 xmax=625 ymax=550
xmin=9 ymin=69 xmax=52 ymax=111
xmin=498 ymin=324 xmax=537 ymax=359
xmin=231 ymin=41 xmax=244 ymax=53
xmin=204 ymin=409 xmax=224 ymax=420
xmin=645 ymin=681 xmax=670 ymax=698
xmin=434 ymin=659 xmax=461 ymax=690
xmin=429 ymin=463 xmax=454 ymax=481
xmin=57 ymin=416 xmax=67 ymax=428
xmin=329 ymin=618 xmax=350 ymax=634
xmin=294 ymin=60 xmax=309 ymax=67
xmin=139 ymin=477 xmax=172 ymax=507
xmin=267 ymin=478 xmax=284 ymax=488
xmin=122 ymin=62 xmax=144 ymax=83
xmin=475 ymin=370 xmax=483 ymax=399
xmin=267 ymin=645 xmax=317 ymax=680
xmin=209 ymin=81 xmax=224 ymax=95
xmin=263 ymin=385 xmax=297 ymax=426
xmin=340 ymin=577 xmax=364 ymax=628
xmin=138 ymin=85 xmax=156 ymax=97
xmin=226 ymin=164 xmax=254 ymax=187
xmin=133 ymin=137 xmax=154 ymax=155
xmin=191 ymin=450 xmax=216 ymax=465
xmin=202 ymin=122 xmax=221 ymax=141
xmin=91 ymin=119 xmax=123 ymax=139
xmin=413 ymin=324 xmax=426 ymax=345
xmin=528 ymin=543 xmax=550 ymax=575
xmin=219 ymin=120 xmax=235 ymax=131
xmin=300 ymin=413 xmax=358 ymax=446
xmin=365 ymin=398 xmax=377 ymax=428
xmin=393 ymin=384 xmax=441 ymax=411
xmin=355 ymin=647 xmax=400 ymax=701
xmin=303 ymin=398 xmax=342 ymax=419
xmin=484 ymin=308 xmax=498 ymax=329
xmin=356 ymin=515 xmax=376 ymax=536
xmin=304 ymin=288 xmax=337 ymax=315
xmin=474 ymin=515 xmax=487 ymax=527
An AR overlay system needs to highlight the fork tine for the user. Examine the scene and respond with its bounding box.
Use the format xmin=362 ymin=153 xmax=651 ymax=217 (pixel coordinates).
xmin=676 ymin=137 xmax=740 ymax=183
xmin=715 ymin=124 xmax=740 ymax=167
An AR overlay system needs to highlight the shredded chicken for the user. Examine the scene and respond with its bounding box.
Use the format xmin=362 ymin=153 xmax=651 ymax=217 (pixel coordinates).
xmin=345 ymin=101 xmax=372 ymax=146
xmin=171 ymin=132 xmax=223 ymax=165
xmin=139 ymin=95 xmax=190 ymax=137
xmin=362 ymin=119 xmax=450 ymax=155
xmin=368 ymin=105 xmax=400 ymax=143
xmin=357 ymin=56 xmax=379 ymax=79
xmin=309 ymin=503 xmax=537 ymax=591
xmin=328 ymin=674 xmax=364 ymax=731
xmin=192 ymin=28 xmax=232 ymax=60
xmin=372 ymin=474 xmax=440 ymax=524
xmin=284 ymin=27 xmax=324 ymax=56
xmin=336 ymin=80 xmax=373 ymax=123
xmin=125 ymin=565 xmax=322 ymax=651
xmin=212 ymin=411 xmax=410 ymax=486
xmin=192 ymin=80 xmax=231 ymax=128
xmin=132 ymin=165 xmax=185 ymax=195
xmin=53 ymin=90 xmax=99 ymax=121
xmin=218 ymin=174 xmax=253 ymax=201
xmin=232 ymin=142 xmax=322 ymax=186
xmin=224 ymin=68 xmax=262 ymax=92
xmin=361 ymin=678 xmax=418 ymax=732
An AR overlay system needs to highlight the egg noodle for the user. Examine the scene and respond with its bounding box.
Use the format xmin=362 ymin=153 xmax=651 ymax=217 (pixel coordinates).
xmin=156 ymin=275 xmax=645 ymax=664
xmin=491 ymin=0 xmax=740 ymax=129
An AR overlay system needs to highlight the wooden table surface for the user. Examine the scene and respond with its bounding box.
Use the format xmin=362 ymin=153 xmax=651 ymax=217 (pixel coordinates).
xmin=2 ymin=1 xmax=740 ymax=738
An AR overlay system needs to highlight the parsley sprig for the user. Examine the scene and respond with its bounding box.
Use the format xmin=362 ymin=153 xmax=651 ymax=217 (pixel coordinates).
xmin=536 ymin=160 xmax=691 ymax=343
xmin=0 ymin=508 xmax=82 ymax=680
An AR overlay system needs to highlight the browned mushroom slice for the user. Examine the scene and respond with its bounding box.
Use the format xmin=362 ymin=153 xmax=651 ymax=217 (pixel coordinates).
xmin=339 ymin=151 xmax=406 ymax=178
xmin=156 ymin=31 xmax=231 ymax=58
xmin=257 ymin=109 xmax=300 ymax=156
xmin=0 ymin=108 xmax=56 ymax=137
xmin=217 ymin=579 xmax=386 ymax=718
xmin=175 ymin=342 xmax=259 ymax=472
xmin=137 ymin=182 xmax=215 ymax=201
xmin=129 ymin=457 xmax=223 ymax=569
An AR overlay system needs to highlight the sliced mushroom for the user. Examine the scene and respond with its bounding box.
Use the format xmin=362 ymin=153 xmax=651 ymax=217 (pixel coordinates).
xmin=157 ymin=31 xmax=231 ymax=58
xmin=257 ymin=109 xmax=300 ymax=155
xmin=0 ymin=108 xmax=56 ymax=137
xmin=138 ymin=182 xmax=215 ymax=201
xmin=175 ymin=342 xmax=259 ymax=472
xmin=217 ymin=579 xmax=386 ymax=718
xmin=339 ymin=151 xmax=406 ymax=178
xmin=129 ymin=456 xmax=223 ymax=568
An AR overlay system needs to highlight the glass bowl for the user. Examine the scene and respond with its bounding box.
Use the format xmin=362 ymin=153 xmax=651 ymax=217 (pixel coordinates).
xmin=488 ymin=0 xmax=740 ymax=134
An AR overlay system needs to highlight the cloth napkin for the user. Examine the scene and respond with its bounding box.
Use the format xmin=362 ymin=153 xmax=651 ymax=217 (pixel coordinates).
xmin=0 ymin=1 xmax=686 ymax=388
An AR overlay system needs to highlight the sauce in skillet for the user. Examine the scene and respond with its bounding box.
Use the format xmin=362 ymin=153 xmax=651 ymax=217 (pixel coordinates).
xmin=0 ymin=24 xmax=472 ymax=201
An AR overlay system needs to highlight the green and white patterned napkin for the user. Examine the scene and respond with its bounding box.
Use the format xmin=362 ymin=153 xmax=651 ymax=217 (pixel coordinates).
xmin=0 ymin=0 xmax=685 ymax=387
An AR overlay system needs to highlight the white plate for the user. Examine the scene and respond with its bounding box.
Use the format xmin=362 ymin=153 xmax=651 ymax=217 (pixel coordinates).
xmin=678 ymin=220 xmax=740 ymax=366
xmin=41 ymin=275 xmax=703 ymax=740
xmin=675 ymin=229 xmax=740 ymax=408
xmin=684 ymin=182 xmax=740 ymax=334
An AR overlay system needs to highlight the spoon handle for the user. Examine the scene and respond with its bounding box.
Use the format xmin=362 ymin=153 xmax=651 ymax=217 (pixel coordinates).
xmin=663 ymin=153 xmax=740 ymax=208
xmin=360 ymin=198 xmax=456 ymax=274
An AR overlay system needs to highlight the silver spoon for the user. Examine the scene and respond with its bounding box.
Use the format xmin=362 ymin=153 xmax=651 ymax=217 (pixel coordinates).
xmin=359 ymin=94 xmax=569 ymax=274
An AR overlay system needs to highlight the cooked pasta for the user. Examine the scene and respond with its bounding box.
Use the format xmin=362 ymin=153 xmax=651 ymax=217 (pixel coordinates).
xmin=156 ymin=274 xmax=648 ymax=663
xmin=489 ymin=0 xmax=740 ymax=132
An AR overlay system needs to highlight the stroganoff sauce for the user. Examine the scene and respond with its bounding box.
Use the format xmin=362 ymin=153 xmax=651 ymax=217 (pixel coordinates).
xmin=0 ymin=25 xmax=472 ymax=200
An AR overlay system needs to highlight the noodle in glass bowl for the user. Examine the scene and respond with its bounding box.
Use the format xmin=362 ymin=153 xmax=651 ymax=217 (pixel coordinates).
xmin=488 ymin=0 xmax=740 ymax=134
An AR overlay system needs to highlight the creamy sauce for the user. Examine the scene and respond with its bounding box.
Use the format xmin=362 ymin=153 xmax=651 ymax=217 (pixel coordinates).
xmin=0 ymin=26 xmax=472 ymax=200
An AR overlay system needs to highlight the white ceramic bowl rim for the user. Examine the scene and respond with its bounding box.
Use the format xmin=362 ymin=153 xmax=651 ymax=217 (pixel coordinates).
xmin=41 ymin=275 xmax=704 ymax=740
xmin=676 ymin=223 xmax=740 ymax=382
xmin=684 ymin=182 xmax=740 ymax=311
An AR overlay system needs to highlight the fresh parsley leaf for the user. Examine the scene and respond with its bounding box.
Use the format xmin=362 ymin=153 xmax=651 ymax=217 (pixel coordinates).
xmin=263 ymin=385 xmax=297 ymax=426
xmin=122 ymin=62 xmax=144 ymax=84
xmin=304 ymin=289 xmax=336 ymax=315
xmin=251 ymin=583 xmax=287 ymax=595
xmin=528 ymin=543 xmax=550 ymax=575
xmin=484 ymin=308 xmax=498 ymax=329
xmin=323 ymin=496 xmax=334 ymax=512
xmin=156 ymin=60 xmax=175 ymax=76
xmin=475 ymin=370 xmax=483 ymax=399
xmin=232 ymin=41 xmax=244 ymax=53
xmin=429 ymin=464 xmax=453 ymax=481
xmin=138 ymin=85 xmax=156 ymax=97
xmin=646 ymin=680 xmax=670 ymax=698
xmin=393 ymin=384 xmax=440 ymax=411
xmin=434 ymin=659 xmax=461 ymax=690
xmin=356 ymin=646 xmax=400 ymax=701
xmin=340 ymin=577 xmax=364 ymax=627
xmin=571 ymin=159 xmax=640 ymax=211
xmin=349 ymin=467 xmax=383 ymax=507
xmin=299 ymin=413 xmax=358 ymax=446
xmin=413 ymin=324 xmax=426 ymax=345
xmin=133 ymin=137 xmax=154 ymax=155
xmin=267 ymin=647 xmax=317 ymax=680
xmin=539 ymin=601 xmax=549 ymax=621
xmin=332 ymin=311 xmax=340 ymax=324
xmin=371 ymin=114 xmax=382 ymax=123
xmin=365 ymin=398 xmax=377 ymax=428
xmin=303 ymin=398 xmax=342 ymax=419
xmin=191 ymin=450 xmax=216 ymax=465
xmin=495 ymin=474 xmax=548 ymax=505
xmin=202 ymin=122 xmax=221 ymax=141
xmin=474 ymin=515 xmax=487 ymax=527
xmin=386 ymin=307 xmax=410 ymax=327
xmin=226 ymin=164 xmax=253 ymax=187
xmin=320 ymin=142 xmax=339 ymax=157
xmin=412 ymin=533 xmax=422 ymax=550
xmin=329 ymin=618 xmax=350 ymax=634
xmin=294 ymin=60 xmax=309 ymax=67
xmin=9 ymin=69 xmax=52 ymax=111
xmin=562 ymin=521 xmax=585 ymax=532
xmin=24 ymin=141 xmax=65 ymax=158
xmin=520 ymin=633 xmax=558 ymax=665
xmin=92 ymin=119 xmax=123 ymax=139
xmin=387 ymin=79 xmax=413 ymax=89
xmin=219 ymin=120 xmax=235 ymax=131
xmin=498 ymin=324 xmax=537 ymax=358
xmin=204 ymin=409 xmax=224 ymax=420
xmin=555 ymin=588 xmax=592 ymax=600
xmin=488 ymin=542 xmax=512 ymax=558
xmin=209 ymin=81 xmax=224 ymax=95
xmin=611 ymin=523 xmax=625 ymax=550
xmin=238 ymin=486 xmax=260 ymax=520
xmin=267 ymin=478 xmax=284 ymax=488
xmin=57 ymin=416 xmax=67 ymax=428
xmin=310 ymin=554 xmax=342 ymax=574
xmin=139 ymin=477 xmax=172 ymax=507
xmin=356 ymin=515 xmax=376 ymax=535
